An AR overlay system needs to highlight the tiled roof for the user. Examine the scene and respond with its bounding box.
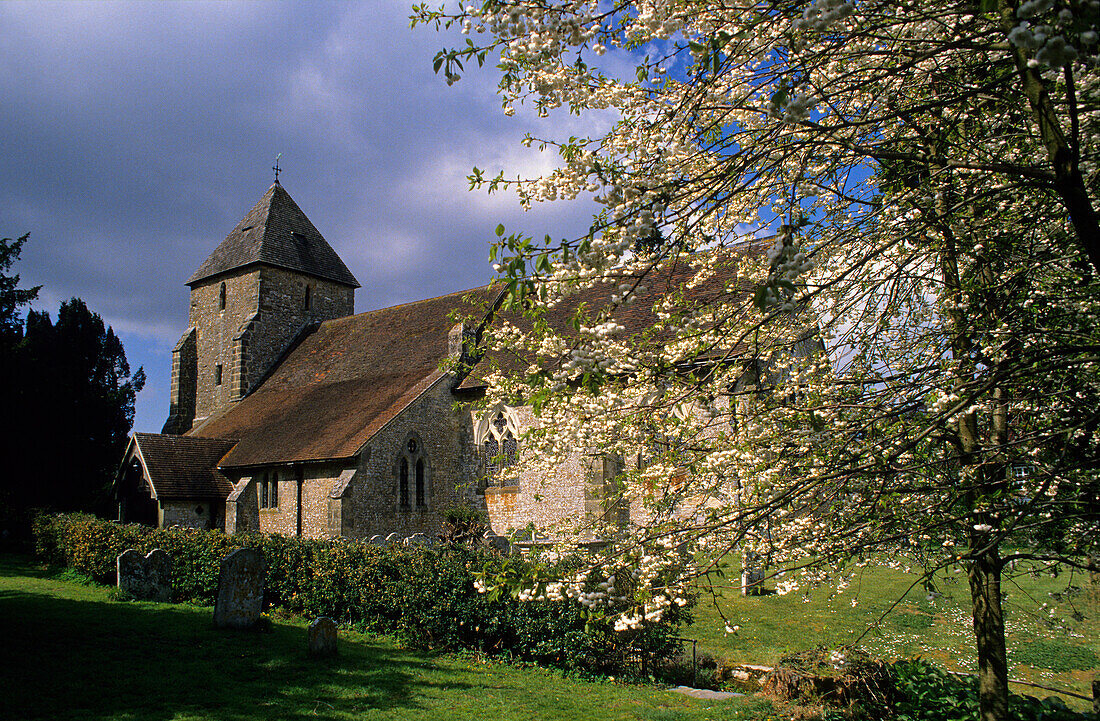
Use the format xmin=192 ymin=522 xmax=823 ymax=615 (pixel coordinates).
xmin=457 ymin=247 xmax=760 ymax=389
xmin=187 ymin=184 xmax=360 ymax=288
xmin=187 ymin=246 xmax=760 ymax=469
xmin=189 ymin=286 xmax=500 ymax=468
xmin=131 ymin=433 xmax=237 ymax=500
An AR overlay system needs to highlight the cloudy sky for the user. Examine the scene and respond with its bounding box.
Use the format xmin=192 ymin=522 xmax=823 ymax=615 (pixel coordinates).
xmin=0 ymin=1 xmax=604 ymax=433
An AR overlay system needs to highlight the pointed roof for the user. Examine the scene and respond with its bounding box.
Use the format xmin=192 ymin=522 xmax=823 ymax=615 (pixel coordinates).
xmin=189 ymin=286 xmax=499 ymax=467
xmin=123 ymin=433 xmax=237 ymax=500
xmin=187 ymin=184 xmax=360 ymax=288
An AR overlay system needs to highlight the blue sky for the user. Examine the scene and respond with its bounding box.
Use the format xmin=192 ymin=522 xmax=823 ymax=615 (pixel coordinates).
xmin=0 ymin=1 xmax=602 ymax=432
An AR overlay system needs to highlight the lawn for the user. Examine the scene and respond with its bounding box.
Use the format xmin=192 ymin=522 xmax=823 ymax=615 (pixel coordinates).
xmin=682 ymin=556 xmax=1100 ymax=707
xmin=3 ymin=553 xmax=1096 ymax=720
xmin=0 ymin=555 xmax=773 ymax=721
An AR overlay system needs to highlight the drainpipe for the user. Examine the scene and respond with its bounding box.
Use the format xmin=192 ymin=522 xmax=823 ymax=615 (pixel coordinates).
xmin=296 ymin=466 xmax=304 ymax=537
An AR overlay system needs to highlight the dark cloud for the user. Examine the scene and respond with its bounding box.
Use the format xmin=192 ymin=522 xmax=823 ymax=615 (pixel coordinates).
xmin=0 ymin=1 xmax=600 ymax=432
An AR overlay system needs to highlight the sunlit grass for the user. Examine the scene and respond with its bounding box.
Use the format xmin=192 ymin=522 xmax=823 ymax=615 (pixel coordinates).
xmin=0 ymin=554 xmax=777 ymax=721
xmin=683 ymin=555 xmax=1100 ymax=707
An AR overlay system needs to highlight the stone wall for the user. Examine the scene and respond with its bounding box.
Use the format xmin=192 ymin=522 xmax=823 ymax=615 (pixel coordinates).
xmin=473 ymin=406 xmax=592 ymax=538
xmin=243 ymin=462 xmax=353 ymax=539
xmin=162 ymin=328 xmax=196 ymax=434
xmin=336 ymin=376 xmax=482 ymax=539
xmin=190 ymin=271 xmax=261 ymax=423
xmin=187 ymin=266 xmax=355 ymax=425
xmin=159 ymin=499 xmax=219 ymax=530
xmin=244 ymin=266 xmax=355 ymax=396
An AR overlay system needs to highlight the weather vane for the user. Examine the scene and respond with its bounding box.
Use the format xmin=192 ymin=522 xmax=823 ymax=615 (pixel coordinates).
xmin=273 ymin=153 xmax=282 ymax=185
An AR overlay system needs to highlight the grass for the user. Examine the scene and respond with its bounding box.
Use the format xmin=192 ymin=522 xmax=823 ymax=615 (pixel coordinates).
xmin=682 ymin=556 xmax=1100 ymax=709
xmin=0 ymin=554 xmax=776 ymax=721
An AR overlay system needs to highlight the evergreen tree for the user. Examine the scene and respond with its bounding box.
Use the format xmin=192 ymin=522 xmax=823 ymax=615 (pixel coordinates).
xmin=0 ymin=235 xmax=144 ymax=523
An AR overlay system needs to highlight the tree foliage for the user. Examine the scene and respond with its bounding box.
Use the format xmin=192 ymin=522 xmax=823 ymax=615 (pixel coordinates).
xmin=0 ymin=237 xmax=144 ymax=523
xmin=414 ymin=2 xmax=1099 ymax=719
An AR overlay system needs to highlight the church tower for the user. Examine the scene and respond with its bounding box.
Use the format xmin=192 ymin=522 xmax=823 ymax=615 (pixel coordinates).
xmin=162 ymin=183 xmax=359 ymax=434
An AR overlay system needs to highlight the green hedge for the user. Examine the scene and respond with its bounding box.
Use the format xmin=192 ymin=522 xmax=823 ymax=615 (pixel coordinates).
xmin=32 ymin=513 xmax=689 ymax=675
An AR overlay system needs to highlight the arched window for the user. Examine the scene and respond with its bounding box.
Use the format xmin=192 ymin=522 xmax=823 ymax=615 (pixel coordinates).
xmin=399 ymin=457 xmax=410 ymax=508
xmin=218 ymin=282 xmax=226 ymax=310
xmin=398 ymin=436 xmax=427 ymax=510
xmin=476 ymin=407 xmax=519 ymax=490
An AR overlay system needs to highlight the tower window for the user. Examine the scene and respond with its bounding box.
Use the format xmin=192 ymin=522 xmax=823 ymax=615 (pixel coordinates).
xmin=219 ymin=282 xmax=226 ymax=310
xmin=304 ymin=285 xmax=312 ymax=310
xmin=215 ymin=364 xmax=222 ymax=386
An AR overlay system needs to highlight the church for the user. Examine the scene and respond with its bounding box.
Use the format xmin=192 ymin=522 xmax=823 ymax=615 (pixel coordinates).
xmin=115 ymin=182 xmax=656 ymax=539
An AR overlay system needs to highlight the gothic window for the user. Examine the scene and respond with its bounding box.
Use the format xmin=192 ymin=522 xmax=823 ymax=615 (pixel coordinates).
xmin=476 ymin=407 xmax=519 ymax=490
xmin=260 ymin=473 xmax=268 ymax=508
xmin=399 ymin=458 xmax=410 ymax=508
xmin=304 ymin=285 xmax=311 ymax=310
xmin=415 ymin=458 xmax=426 ymax=508
xmin=218 ymin=282 xmax=226 ymax=310
xmin=398 ymin=436 xmax=427 ymax=510
xmin=215 ymin=363 xmax=223 ymax=386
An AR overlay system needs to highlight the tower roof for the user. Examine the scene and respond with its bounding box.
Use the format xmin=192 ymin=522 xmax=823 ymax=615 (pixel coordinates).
xmin=187 ymin=184 xmax=360 ymax=288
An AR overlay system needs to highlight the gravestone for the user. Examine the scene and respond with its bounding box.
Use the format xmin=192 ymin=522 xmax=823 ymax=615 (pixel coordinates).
xmin=308 ymin=617 xmax=338 ymax=657
xmin=116 ymin=549 xmax=172 ymax=602
xmin=213 ymin=548 xmax=264 ymax=629
xmin=405 ymin=532 xmax=431 ymax=547
xmin=368 ymin=535 xmax=385 ymax=545
xmin=484 ymin=533 xmax=511 ymax=554
xmin=741 ymin=551 xmax=766 ymax=596
xmin=384 ymin=532 xmax=401 ymax=544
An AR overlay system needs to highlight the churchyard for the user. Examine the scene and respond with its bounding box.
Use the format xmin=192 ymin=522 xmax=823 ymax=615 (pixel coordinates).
xmin=1 ymin=547 xmax=1096 ymax=720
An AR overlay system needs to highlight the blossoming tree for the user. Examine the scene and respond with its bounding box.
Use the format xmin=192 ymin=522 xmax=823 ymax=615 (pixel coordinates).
xmin=414 ymin=1 xmax=1099 ymax=718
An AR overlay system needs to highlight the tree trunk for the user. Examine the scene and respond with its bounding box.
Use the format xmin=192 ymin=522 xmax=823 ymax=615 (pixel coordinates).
xmin=968 ymin=540 xmax=1010 ymax=721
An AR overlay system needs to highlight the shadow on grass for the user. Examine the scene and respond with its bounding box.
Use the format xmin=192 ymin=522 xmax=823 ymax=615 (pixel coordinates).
xmin=0 ymin=582 xmax=474 ymax=721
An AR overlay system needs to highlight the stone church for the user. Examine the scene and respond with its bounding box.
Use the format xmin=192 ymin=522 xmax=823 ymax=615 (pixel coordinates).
xmin=115 ymin=181 xmax=778 ymax=541
xmin=115 ymin=182 xmax=642 ymax=539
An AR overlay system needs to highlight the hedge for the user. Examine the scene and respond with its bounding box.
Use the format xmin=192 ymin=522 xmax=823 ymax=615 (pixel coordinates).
xmin=32 ymin=513 xmax=690 ymax=675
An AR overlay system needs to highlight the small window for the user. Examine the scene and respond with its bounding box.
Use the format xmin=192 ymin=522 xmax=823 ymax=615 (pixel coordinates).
xmin=260 ymin=472 xmax=279 ymax=509
xmin=304 ymin=285 xmax=311 ymax=310
xmin=215 ymin=364 xmax=223 ymax=386
xmin=219 ymin=282 xmax=226 ymax=310
xmin=415 ymin=458 xmax=426 ymax=508
xmin=399 ymin=457 xmax=410 ymax=508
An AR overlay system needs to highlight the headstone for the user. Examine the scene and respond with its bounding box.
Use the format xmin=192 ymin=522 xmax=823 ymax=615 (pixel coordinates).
xmin=484 ymin=533 xmax=511 ymax=554
xmin=741 ymin=551 xmax=766 ymax=596
xmin=308 ymin=617 xmax=338 ymax=657
xmin=384 ymin=532 xmax=401 ymax=544
xmin=213 ymin=548 xmax=264 ymax=629
xmin=405 ymin=532 xmax=431 ymax=547
xmin=116 ymin=548 xmax=173 ymax=602
xmin=368 ymin=535 xmax=385 ymax=545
